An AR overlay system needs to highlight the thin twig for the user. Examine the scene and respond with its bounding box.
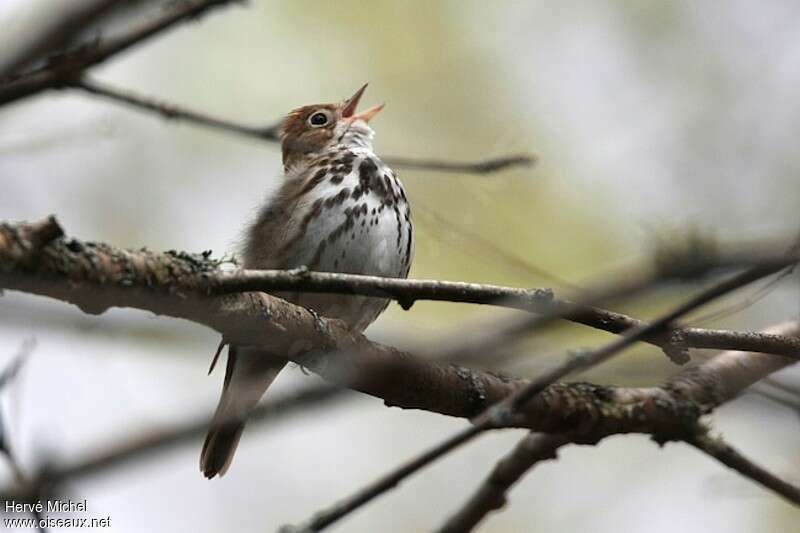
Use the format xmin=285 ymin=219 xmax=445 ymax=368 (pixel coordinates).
xmin=433 ymin=248 xmax=799 ymax=366
xmin=436 ymin=433 xmax=568 ymax=533
xmin=412 ymin=198 xmax=580 ymax=289
xmin=70 ymin=77 xmax=535 ymax=174
xmin=382 ymin=154 xmax=535 ymax=175
xmin=762 ymin=377 xmax=800 ymax=397
xmin=279 ymin=263 xmax=787 ymax=532
xmin=687 ymin=432 xmax=800 ymax=505
xmin=0 ymin=340 xmax=45 ymax=532
xmin=0 ymin=339 xmax=35 ymax=477
xmin=0 ymin=384 xmax=343 ymax=502
xmin=74 ymin=77 xmax=282 ymax=140
xmin=0 ymin=339 xmax=34 ymax=390
xmin=690 ymin=264 xmax=797 ymax=325
xmin=508 ymin=263 xmax=794 ymax=408
xmin=749 ymin=386 xmax=800 ymax=414
xmin=0 ymin=0 xmax=240 ymax=105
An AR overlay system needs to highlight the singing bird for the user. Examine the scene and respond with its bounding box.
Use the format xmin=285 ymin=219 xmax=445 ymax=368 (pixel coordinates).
xmin=201 ymin=85 xmax=414 ymax=478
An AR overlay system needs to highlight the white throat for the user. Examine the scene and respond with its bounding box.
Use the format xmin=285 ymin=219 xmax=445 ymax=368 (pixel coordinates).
xmin=335 ymin=120 xmax=375 ymax=151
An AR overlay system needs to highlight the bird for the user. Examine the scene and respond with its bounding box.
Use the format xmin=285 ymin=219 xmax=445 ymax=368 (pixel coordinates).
xmin=200 ymin=84 xmax=414 ymax=478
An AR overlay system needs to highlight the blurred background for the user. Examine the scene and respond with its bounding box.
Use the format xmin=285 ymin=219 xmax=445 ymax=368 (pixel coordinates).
xmin=0 ymin=1 xmax=799 ymax=531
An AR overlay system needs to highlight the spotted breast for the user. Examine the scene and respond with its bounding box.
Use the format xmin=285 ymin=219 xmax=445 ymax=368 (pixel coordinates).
xmin=201 ymin=85 xmax=412 ymax=479
xmin=247 ymin=146 xmax=413 ymax=330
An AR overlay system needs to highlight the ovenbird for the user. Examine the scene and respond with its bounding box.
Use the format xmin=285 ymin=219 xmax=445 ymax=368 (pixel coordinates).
xmin=201 ymin=84 xmax=414 ymax=478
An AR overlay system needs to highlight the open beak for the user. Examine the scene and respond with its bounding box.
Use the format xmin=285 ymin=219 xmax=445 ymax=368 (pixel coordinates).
xmin=341 ymin=83 xmax=384 ymax=123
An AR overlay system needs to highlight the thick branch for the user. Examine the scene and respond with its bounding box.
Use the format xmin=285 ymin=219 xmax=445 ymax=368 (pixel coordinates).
xmin=0 ymin=218 xmax=797 ymax=521
xmin=437 ymin=320 xmax=800 ymax=533
xmin=0 ymin=217 xmax=797 ymax=435
xmin=438 ymin=398 xmax=800 ymax=533
xmin=282 ymin=266 xmax=796 ymax=532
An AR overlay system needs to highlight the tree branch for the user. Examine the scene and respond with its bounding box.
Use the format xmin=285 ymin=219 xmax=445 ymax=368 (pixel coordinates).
xmin=281 ymin=266 xmax=795 ymax=532
xmin=3 ymin=217 xmax=799 ymax=367
xmin=0 ymin=0 xmax=119 ymax=79
xmin=0 ymin=384 xmax=344 ymax=503
xmin=0 ymin=216 xmax=796 ymax=432
xmin=2 ymin=0 xmax=793 ymax=528
xmin=383 ymin=154 xmax=535 ymax=175
xmin=0 ymin=0 xmax=240 ymax=106
xmin=438 ymin=405 xmax=800 ymax=533
xmin=70 ymin=76 xmax=536 ymax=174
xmin=0 ymin=341 xmax=46 ymax=532
xmin=435 ymin=433 xmax=568 ymax=533
xmin=74 ymin=76 xmax=282 ymax=140
xmin=0 ymin=218 xmax=797 ymax=522
xmin=687 ymin=432 xmax=800 ymax=505
xmin=210 ymin=268 xmax=800 ymax=360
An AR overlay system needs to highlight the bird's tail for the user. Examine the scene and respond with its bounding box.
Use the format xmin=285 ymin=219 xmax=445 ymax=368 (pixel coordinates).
xmin=201 ymin=344 xmax=286 ymax=479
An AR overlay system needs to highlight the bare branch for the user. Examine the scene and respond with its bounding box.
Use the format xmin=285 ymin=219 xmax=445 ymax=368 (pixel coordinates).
xmin=0 ymin=339 xmax=34 ymax=391
xmin=0 ymin=218 xmax=796 ymax=517
xmin=0 ymin=340 xmax=35 ymax=480
xmin=435 ymin=244 xmax=798 ymax=367
xmin=0 ymin=216 xmax=796 ymax=427
xmin=0 ymin=0 xmax=793 ymax=527
xmin=0 ymin=340 xmax=46 ymax=532
xmin=210 ymin=268 xmax=800 ymax=359
xmin=436 ymin=433 xmax=568 ymax=533
xmin=70 ymin=77 xmax=535 ymax=174
xmin=4 ymin=217 xmax=799 ymax=366
xmin=0 ymin=0 xmax=240 ymax=106
xmin=279 ymin=269 xmax=794 ymax=532
xmin=74 ymin=76 xmax=282 ymax=140
xmin=0 ymin=0 xmax=119 ymax=78
xmin=440 ymin=416 xmax=800 ymax=533
xmin=382 ymin=154 xmax=535 ymax=175
xmin=440 ymin=321 xmax=800 ymax=533
xmin=687 ymin=432 xmax=800 ymax=505
xmin=0 ymin=384 xmax=343 ymax=502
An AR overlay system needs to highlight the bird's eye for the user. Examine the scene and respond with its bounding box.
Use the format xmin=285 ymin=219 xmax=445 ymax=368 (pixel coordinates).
xmin=308 ymin=111 xmax=330 ymax=127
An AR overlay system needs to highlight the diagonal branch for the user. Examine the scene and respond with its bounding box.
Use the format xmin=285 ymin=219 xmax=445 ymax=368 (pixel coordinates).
xmin=74 ymin=76 xmax=282 ymax=140
xmin=279 ymin=267 xmax=795 ymax=532
xmin=411 ymin=200 xmax=580 ymax=289
xmin=687 ymin=432 xmax=800 ymax=505
xmin=439 ymin=413 xmax=800 ymax=533
xmin=70 ymin=77 xmax=536 ymax=174
xmin=0 ymin=0 xmax=241 ymax=106
xmin=0 ymin=340 xmax=35 ymax=481
xmin=435 ymin=433 xmax=568 ymax=533
xmin=0 ymin=0 xmax=119 ymax=78
xmin=1 ymin=384 xmax=344 ymax=502
xmin=0 ymin=341 xmax=46 ymax=532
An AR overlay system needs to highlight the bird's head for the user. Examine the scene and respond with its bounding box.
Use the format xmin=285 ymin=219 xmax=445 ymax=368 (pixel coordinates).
xmin=280 ymin=84 xmax=384 ymax=171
